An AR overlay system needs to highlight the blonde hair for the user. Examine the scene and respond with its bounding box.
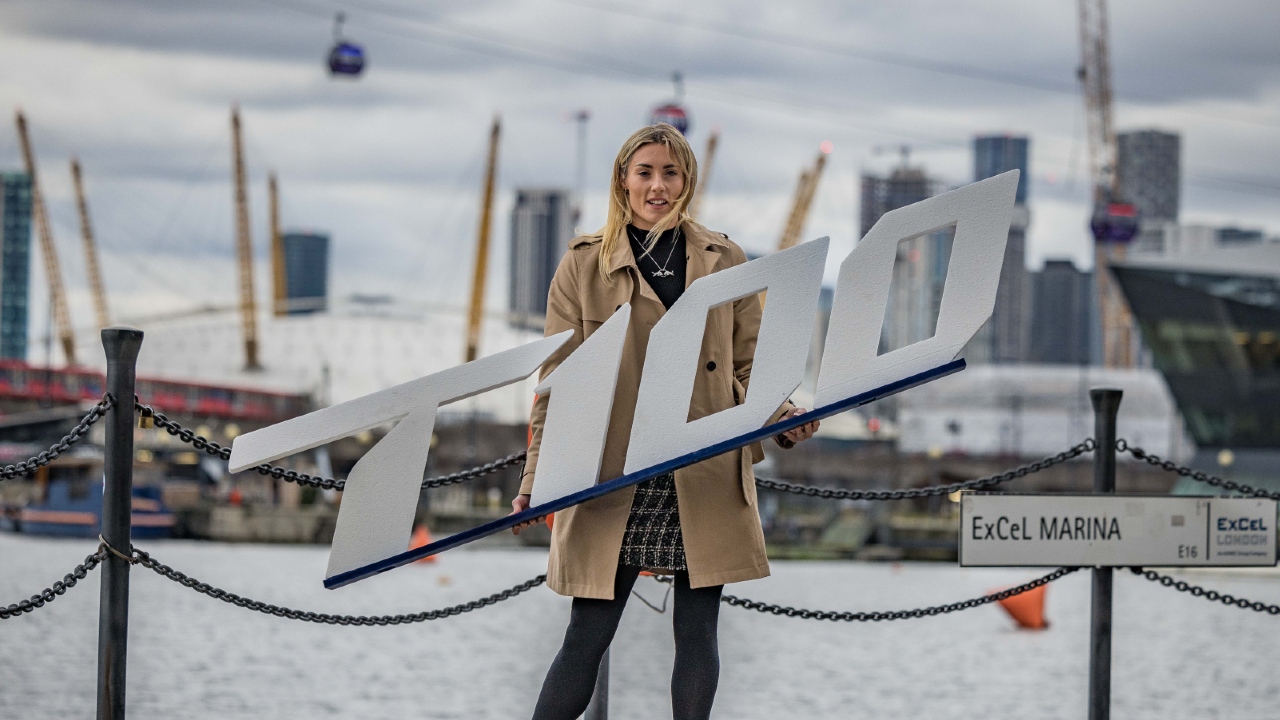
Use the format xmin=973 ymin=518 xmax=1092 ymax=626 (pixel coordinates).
xmin=595 ymin=124 xmax=699 ymax=282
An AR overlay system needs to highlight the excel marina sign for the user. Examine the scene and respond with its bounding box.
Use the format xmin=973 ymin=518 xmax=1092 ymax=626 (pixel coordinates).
xmin=960 ymin=494 xmax=1278 ymax=567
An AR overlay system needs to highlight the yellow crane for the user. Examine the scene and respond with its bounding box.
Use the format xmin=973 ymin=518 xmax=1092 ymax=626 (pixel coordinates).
xmin=464 ymin=116 xmax=501 ymax=364
xmin=688 ymin=129 xmax=719 ymax=220
xmin=269 ymin=172 xmax=287 ymax=317
xmin=14 ymin=110 xmax=77 ymax=365
xmin=70 ymin=158 xmax=110 ymax=330
xmin=1078 ymin=0 xmax=1134 ymax=367
xmin=777 ymin=142 xmax=831 ymax=251
xmin=230 ymin=105 xmax=262 ymax=370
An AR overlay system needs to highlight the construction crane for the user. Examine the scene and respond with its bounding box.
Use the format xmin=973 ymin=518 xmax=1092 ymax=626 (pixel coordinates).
xmin=269 ymin=172 xmax=287 ymax=317
xmin=464 ymin=116 xmax=501 ymax=363
xmin=1077 ymin=0 xmax=1138 ymax=367
xmin=14 ymin=110 xmax=77 ymax=365
xmin=777 ymin=141 xmax=832 ymax=251
xmin=230 ymin=105 xmax=262 ymax=370
xmin=70 ymin=158 xmax=110 ymax=330
xmin=688 ymin=129 xmax=719 ymax=220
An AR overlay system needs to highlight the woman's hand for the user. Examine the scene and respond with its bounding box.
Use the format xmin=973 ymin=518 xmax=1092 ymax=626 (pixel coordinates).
xmin=509 ymin=494 xmax=547 ymax=535
xmin=780 ymin=407 xmax=819 ymax=445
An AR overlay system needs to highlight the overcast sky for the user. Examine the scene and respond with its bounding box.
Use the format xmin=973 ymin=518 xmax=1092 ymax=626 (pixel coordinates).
xmin=4 ymin=0 xmax=1280 ymax=354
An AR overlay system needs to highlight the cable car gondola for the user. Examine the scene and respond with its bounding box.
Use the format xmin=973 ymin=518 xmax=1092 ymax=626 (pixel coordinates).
xmin=649 ymin=72 xmax=689 ymax=134
xmin=328 ymin=13 xmax=365 ymax=77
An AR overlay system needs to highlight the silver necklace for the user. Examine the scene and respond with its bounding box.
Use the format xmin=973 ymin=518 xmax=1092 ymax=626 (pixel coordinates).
xmin=638 ymin=229 xmax=680 ymax=278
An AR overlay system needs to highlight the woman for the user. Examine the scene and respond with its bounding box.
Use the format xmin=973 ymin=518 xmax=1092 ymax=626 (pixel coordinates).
xmin=510 ymin=123 xmax=819 ymax=720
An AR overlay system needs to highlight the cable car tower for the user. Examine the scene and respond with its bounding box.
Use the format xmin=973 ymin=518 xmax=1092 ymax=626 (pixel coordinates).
xmin=328 ymin=12 xmax=366 ymax=78
xmin=650 ymin=72 xmax=690 ymax=135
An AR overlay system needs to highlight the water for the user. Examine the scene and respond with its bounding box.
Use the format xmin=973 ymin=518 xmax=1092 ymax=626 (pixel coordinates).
xmin=3 ymin=533 xmax=1279 ymax=719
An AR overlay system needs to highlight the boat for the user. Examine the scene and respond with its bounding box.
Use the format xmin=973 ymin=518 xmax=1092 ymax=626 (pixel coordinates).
xmin=0 ymin=457 xmax=174 ymax=539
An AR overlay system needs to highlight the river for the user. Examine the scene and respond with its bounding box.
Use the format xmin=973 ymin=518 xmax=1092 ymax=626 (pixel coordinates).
xmin=3 ymin=533 xmax=1278 ymax=719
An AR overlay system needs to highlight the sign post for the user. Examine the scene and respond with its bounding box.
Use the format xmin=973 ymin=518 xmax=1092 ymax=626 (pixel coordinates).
xmin=1090 ymin=388 xmax=1120 ymax=720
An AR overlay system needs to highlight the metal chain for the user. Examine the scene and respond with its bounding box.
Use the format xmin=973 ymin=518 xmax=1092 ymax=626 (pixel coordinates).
xmin=126 ymin=544 xmax=544 ymax=626
xmin=755 ymin=439 xmax=1097 ymax=500
xmin=0 ymin=547 xmax=107 ymax=619
xmin=1130 ymin=568 xmax=1280 ymax=616
xmin=1116 ymin=439 xmax=1280 ymax=500
xmin=0 ymin=393 xmax=114 ymax=484
xmin=135 ymin=400 xmax=526 ymax=491
xmin=654 ymin=566 xmax=1078 ymax=621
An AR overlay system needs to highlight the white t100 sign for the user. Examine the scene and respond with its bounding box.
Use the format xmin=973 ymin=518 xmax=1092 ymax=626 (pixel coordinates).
xmin=229 ymin=171 xmax=1020 ymax=589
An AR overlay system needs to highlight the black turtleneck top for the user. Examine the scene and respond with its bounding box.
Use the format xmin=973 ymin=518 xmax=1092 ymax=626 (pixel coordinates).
xmin=627 ymin=224 xmax=686 ymax=310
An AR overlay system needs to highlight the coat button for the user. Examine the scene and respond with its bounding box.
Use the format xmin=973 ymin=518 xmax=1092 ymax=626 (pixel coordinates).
xmin=705 ymin=361 xmax=716 ymax=372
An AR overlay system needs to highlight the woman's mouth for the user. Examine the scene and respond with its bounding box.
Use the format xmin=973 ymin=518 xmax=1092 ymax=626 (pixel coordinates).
xmin=646 ymin=198 xmax=668 ymax=209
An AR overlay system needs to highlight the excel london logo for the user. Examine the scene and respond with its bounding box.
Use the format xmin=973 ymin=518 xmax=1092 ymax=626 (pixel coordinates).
xmin=229 ymin=171 xmax=1021 ymax=589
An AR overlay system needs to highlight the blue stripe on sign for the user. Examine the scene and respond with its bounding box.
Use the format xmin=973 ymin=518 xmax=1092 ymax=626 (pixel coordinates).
xmin=324 ymin=359 xmax=965 ymax=589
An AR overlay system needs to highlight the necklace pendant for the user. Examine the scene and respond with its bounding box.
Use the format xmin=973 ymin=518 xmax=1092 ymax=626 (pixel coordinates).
xmin=651 ymin=269 xmax=674 ymax=278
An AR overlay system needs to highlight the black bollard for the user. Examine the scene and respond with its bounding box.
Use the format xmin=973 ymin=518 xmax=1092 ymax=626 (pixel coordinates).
xmin=584 ymin=647 xmax=609 ymax=720
xmin=1088 ymin=388 xmax=1121 ymax=720
xmin=97 ymin=328 xmax=143 ymax=720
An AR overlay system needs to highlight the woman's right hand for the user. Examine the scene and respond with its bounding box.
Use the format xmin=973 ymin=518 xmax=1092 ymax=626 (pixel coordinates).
xmin=509 ymin=494 xmax=546 ymax=535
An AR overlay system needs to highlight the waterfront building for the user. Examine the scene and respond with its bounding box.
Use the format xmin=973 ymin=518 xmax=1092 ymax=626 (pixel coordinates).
xmin=281 ymin=231 xmax=330 ymax=315
xmin=973 ymin=135 xmax=1031 ymax=363
xmin=1112 ymin=243 xmax=1280 ymax=490
xmin=509 ymin=188 xmax=572 ymax=331
xmin=1030 ymin=260 xmax=1093 ymax=365
xmin=0 ymin=172 xmax=31 ymax=360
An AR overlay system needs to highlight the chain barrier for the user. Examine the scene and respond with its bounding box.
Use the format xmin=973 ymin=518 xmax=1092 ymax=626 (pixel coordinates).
xmin=1130 ymin=567 xmax=1280 ymax=615
xmin=1 ymin=547 xmax=106 ymax=620
xmin=1116 ymin=439 xmax=1280 ymax=501
xmin=118 ymin=541 xmax=545 ymax=626
xmin=652 ymin=566 xmax=1079 ymax=621
xmin=756 ymin=439 xmax=1096 ymax=500
xmin=136 ymin=400 xmax=526 ymax=491
xmin=0 ymin=393 xmax=113 ymax=484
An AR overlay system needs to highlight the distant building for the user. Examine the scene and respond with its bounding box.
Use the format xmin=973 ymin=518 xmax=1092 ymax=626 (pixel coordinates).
xmin=509 ymin=188 xmax=573 ymax=331
xmin=1030 ymin=260 xmax=1093 ymax=365
xmin=1217 ymin=227 xmax=1266 ymax=247
xmin=973 ymin=135 xmax=1031 ymax=363
xmin=860 ymin=167 xmax=952 ymax=354
xmin=281 ymin=231 xmax=329 ymax=315
xmin=0 ymin=173 xmax=32 ymax=360
xmin=1113 ymin=244 xmax=1280 ymax=491
xmin=1118 ymin=129 xmax=1181 ymax=255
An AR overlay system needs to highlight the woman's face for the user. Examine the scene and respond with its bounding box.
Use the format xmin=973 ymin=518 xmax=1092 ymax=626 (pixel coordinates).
xmin=622 ymin=142 xmax=685 ymax=231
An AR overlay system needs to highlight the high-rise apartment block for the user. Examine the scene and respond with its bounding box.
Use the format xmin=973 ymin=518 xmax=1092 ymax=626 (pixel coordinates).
xmin=0 ymin=173 xmax=32 ymax=360
xmin=281 ymin=231 xmax=330 ymax=315
xmin=860 ymin=167 xmax=951 ymax=354
xmin=1117 ymin=129 xmax=1181 ymax=222
xmin=1030 ymin=260 xmax=1093 ymax=365
xmin=509 ymin=188 xmax=573 ymax=331
xmin=973 ymin=135 xmax=1031 ymax=364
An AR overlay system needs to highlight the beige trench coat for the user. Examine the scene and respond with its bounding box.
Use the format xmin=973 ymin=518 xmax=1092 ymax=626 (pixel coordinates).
xmin=519 ymin=221 xmax=794 ymax=599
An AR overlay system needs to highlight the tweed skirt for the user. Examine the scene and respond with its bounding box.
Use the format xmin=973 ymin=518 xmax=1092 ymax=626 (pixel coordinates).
xmin=618 ymin=472 xmax=687 ymax=571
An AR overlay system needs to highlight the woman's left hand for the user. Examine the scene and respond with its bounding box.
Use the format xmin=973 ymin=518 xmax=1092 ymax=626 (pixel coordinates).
xmin=780 ymin=407 xmax=819 ymax=444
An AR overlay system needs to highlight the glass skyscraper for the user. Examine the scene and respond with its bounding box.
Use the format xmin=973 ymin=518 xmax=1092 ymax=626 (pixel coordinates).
xmin=281 ymin=231 xmax=329 ymax=315
xmin=0 ymin=173 xmax=32 ymax=360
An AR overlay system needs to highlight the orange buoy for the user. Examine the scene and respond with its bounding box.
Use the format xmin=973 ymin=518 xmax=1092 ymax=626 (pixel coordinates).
xmin=410 ymin=524 xmax=437 ymax=563
xmin=995 ymin=583 xmax=1048 ymax=629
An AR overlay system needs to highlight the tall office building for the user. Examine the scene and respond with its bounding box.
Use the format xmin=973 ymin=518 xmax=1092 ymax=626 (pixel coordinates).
xmin=1117 ymin=129 xmax=1181 ymax=222
xmin=973 ymin=135 xmax=1031 ymax=363
xmin=0 ymin=173 xmax=32 ymax=360
xmin=1029 ymin=260 xmax=1093 ymax=365
xmin=509 ymin=188 xmax=572 ymax=331
xmin=860 ymin=167 xmax=949 ymax=354
xmin=281 ymin=231 xmax=329 ymax=315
